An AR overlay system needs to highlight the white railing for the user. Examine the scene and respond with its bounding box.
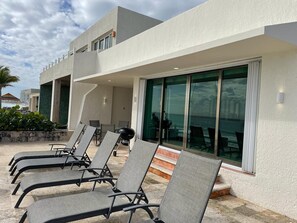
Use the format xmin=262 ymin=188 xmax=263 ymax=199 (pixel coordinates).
xmin=42 ymin=49 xmax=75 ymax=71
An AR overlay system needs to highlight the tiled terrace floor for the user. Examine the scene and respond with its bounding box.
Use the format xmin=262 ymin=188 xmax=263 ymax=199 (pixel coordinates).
xmin=0 ymin=141 xmax=296 ymax=223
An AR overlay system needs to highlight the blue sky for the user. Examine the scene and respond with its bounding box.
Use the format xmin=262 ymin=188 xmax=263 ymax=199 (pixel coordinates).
xmin=0 ymin=0 xmax=206 ymax=98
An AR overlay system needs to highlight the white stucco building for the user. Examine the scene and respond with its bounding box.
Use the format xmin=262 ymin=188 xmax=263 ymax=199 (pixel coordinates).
xmin=40 ymin=0 xmax=297 ymax=220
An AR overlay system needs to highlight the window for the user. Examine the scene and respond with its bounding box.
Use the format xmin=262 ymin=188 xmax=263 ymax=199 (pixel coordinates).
xmin=143 ymin=65 xmax=252 ymax=167
xmin=143 ymin=79 xmax=162 ymax=142
xmin=92 ymin=33 xmax=113 ymax=52
xmin=162 ymin=76 xmax=187 ymax=147
xmin=76 ymin=45 xmax=88 ymax=53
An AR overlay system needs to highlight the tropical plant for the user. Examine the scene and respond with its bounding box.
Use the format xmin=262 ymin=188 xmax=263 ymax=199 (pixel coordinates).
xmin=0 ymin=66 xmax=20 ymax=109
xmin=0 ymin=105 xmax=57 ymax=131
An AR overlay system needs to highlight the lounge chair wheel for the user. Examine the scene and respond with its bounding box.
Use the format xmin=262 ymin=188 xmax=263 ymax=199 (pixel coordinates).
xmin=113 ymin=151 xmax=117 ymax=157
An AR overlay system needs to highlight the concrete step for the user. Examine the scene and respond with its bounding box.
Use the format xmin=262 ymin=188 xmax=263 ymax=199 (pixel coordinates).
xmin=152 ymin=154 xmax=176 ymax=171
xmin=210 ymin=182 xmax=231 ymax=198
xmin=155 ymin=148 xmax=180 ymax=160
xmin=149 ymin=163 xmax=173 ymax=180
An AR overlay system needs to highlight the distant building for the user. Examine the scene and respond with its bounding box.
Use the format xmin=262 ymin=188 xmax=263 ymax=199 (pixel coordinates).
xmin=20 ymin=89 xmax=40 ymax=106
xmin=29 ymin=92 xmax=39 ymax=112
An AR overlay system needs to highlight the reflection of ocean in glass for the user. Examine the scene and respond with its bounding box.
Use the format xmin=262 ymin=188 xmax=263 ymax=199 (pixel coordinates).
xmin=163 ymin=76 xmax=187 ymax=147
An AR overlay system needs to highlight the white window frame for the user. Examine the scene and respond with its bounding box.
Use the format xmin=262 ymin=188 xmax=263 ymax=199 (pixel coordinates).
xmin=92 ymin=33 xmax=113 ymax=52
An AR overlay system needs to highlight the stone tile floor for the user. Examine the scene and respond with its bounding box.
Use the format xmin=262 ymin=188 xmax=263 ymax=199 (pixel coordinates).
xmin=0 ymin=141 xmax=296 ymax=223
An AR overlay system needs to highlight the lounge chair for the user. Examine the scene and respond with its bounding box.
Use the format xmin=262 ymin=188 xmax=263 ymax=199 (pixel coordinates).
xmin=124 ymin=151 xmax=222 ymax=223
xmin=19 ymin=139 xmax=159 ymax=223
xmin=190 ymin=126 xmax=209 ymax=151
xmin=100 ymin=124 xmax=116 ymax=142
xmin=89 ymin=120 xmax=101 ymax=145
xmin=10 ymin=126 xmax=96 ymax=184
xmin=12 ymin=131 xmax=120 ymax=208
xmin=8 ymin=123 xmax=85 ymax=172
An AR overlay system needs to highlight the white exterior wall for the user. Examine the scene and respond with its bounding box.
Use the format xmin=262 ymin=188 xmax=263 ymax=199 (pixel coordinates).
xmin=69 ymin=8 xmax=118 ymax=52
xmin=116 ymin=7 xmax=161 ymax=44
xmin=68 ymin=82 xmax=95 ymax=129
xmin=111 ymin=87 xmax=133 ymax=126
xmin=220 ymin=51 xmax=297 ymax=219
xmin=80 ymin=85 xmax=114 ymax=125
xmin=89 ymin=0 xmax=297 ymax=75
xmin=40 ymin=56 xmax=74 ymax=85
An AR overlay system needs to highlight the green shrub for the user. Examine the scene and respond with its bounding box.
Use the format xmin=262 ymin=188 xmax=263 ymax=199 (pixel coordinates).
xmin=0 ymin=105 xmax=57 ymax=131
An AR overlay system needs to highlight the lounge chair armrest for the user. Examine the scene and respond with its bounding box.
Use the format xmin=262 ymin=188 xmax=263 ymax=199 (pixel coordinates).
xmin=123 ymin=203 xmax=160 ymax=222
xmin=89 ymin=177 xmax=118 ymax=190
xmin=77 ymin=168 xmax=105 ymax=186
xmin=49 ymin=143 xmax=66 ymax=150
xmin=64 ymin=158 xmax=89 ymax=170
xmin=89 ymin=177 xmax=118 ymax=182
xmin=65 ymin=154 xmax=90 ymax=162
xmin=106 ymin=191 xmax=147 ymax=219
xmin=53 ymin=147 xmax=73 ymax=155
xmin=78 ymin=167 xmax=104 ymax=172
xmin=49 ymin=143 xmax=67 ymax=146
xmin=123 ymin=203 xmax=160 ymax=212
xmin=108 ymin=191 xmax=144 ymax=198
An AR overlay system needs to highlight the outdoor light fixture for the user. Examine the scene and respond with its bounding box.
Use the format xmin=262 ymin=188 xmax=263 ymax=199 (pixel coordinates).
xmin=103 ymin=97 xmax=107 ymax=104
xmin=173 ymin=67 xmax=179 ymax=70
xmin=276 ymin=92 xmax=284 ymax=104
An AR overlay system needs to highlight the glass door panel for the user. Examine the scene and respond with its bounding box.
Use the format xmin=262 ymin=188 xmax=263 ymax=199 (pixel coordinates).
xmin=162 ymin=76 xmax=187 ymax=147
xmin=219 ymin=66 xmax=248 ymax=162
xmin=143 ymin=79 xmax=162 ymax=142
xmin=187 ymin=71 xmax=219 ymax=154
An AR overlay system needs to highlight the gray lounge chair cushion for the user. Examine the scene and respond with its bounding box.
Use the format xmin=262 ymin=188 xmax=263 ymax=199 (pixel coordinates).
xmin=14 ymin=151 xmax=60 ymax=160
xmin=20 ymin=169 xmax=95 ymax=191
xmin=27 ymin=189 xmax=128 ymax=223
xmin=157 ymin=151 xmax=221 ymax=223
xmin=116 ymin=140 xmax=158 ymax=197
xmin=16 ymin=156 xmax=78 ymax=171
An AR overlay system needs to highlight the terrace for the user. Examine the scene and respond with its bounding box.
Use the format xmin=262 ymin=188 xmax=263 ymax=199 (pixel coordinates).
xmin=0 ymin=141 xmax=296 ymax=222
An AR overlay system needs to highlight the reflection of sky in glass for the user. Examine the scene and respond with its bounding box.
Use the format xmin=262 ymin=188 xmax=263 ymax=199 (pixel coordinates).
xmin=190 ymin=81 xmax=218 ymax=117
xmin=165 ymin=84 xmax=186 ymax=115
xmin=152 ymin=85 xmax=161 ymax=114
xmin=220 ymin=77 xmax=247 ymax=120
xmin=190 ymin=71 xmax=218 ymax=118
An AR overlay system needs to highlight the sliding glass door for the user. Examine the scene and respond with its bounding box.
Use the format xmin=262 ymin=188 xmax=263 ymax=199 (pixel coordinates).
xmin=143 ymin=65 xmax=248 ymax=165
xmin=187 ymin=71 xmax=219 ymax=154
xmin=162 ymin=76 xmax=187 ymax=147
xmin=142 ymin=79 xmax=162 ymax=142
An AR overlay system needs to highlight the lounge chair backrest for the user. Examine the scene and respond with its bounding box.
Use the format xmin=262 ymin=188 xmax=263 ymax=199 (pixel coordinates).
xmin=118 ymin=120 xmax=129 ymax=128
xmin=65 ymin=123 xmax=85 ymax=149
xmin=89 ymin=131 xmax=120 ymax=169
xmin=158 ymin=151 xmax=222 ymax=223
xmin=89 ymin=120 xmax=100 ymax=127
xmin=115 ymin=140 xmax=158 ymax=197
xmin=73 ymin=126 xmax=96 ymax=158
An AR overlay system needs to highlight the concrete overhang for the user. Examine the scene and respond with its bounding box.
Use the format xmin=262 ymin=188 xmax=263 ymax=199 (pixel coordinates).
xmin=74 ymin=22 xmax=297 ymax=87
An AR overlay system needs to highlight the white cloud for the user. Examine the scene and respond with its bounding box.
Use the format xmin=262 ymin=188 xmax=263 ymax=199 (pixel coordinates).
xmin=0 ymin=0 xmax=206 ymax=98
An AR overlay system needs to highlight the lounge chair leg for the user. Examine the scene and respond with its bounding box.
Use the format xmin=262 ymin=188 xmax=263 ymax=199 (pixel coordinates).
xmin=12 ymin=182 xmax=21 ymax=195
xmin=15 ymin=192 xmax=28 ymax=208
xmin=8 ymin=157 xmax=14 ymax=166
xmin=10 ymin=166 xmax=17 ymax=176
xmin=19 ymin=211 xmax=27 ymax=223
xmin=11 ymin=172 xmax=21 ymax=184
xmin=9 ymin=161 xmax=17 ymax=172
